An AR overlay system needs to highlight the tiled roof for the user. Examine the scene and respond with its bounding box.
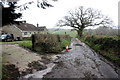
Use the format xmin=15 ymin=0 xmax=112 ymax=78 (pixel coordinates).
xmin=37 ymin=26 xmax=47 ymax=31
xmin=15 ymin=23 xmax=38 ymax=31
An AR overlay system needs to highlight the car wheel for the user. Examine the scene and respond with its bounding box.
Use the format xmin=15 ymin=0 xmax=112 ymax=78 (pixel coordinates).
xmin=4 ymin=40 xmax=6 ymax=42
xmin=11 ymin=39 xmax=13 ymax=42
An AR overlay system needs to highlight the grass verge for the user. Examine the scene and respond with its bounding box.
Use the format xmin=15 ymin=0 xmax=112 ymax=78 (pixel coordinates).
xmin=79 ymin=36 xmax=120 ymax=67
xmin=59 ymin=39 xmax=71 ymax=49
xmin=15 ymin=40 xmax=32 ymax=49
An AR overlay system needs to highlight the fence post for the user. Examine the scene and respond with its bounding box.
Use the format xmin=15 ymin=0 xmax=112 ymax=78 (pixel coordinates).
xmin=57 ymin=35 xmax=61 ymax=42
xmin=32 ymin=34 xmax=35 ymax=50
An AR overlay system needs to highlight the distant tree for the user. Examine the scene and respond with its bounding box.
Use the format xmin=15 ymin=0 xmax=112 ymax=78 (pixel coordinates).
xmin=83 ymin=27 xmax=118 ymax=36
xmin=57 ymin=6 xmax=113 ymax=37
xmin=95 ymin=26 xmax=112 ymax=35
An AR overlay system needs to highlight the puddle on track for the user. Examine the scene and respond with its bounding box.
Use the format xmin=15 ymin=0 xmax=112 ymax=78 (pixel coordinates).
xmin=19 ymin=63 xmax=55 ymax=79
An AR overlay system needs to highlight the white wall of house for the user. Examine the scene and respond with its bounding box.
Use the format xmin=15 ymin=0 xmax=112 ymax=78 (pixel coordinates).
xmin=38 ymin=29 xmax=48 ymax=34
xmin=22 ymin=31 xmax=38 ymax=37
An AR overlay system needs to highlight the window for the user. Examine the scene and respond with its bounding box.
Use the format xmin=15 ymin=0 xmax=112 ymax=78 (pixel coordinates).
xmin=24 ymin=32 xmax=27 ymax=35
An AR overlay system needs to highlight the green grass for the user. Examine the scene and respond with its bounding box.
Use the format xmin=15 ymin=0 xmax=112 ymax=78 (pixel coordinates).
xmin=48 ymin=29 xmax=77 ymax=38
xmin=102 ymin=53 xmax=120 ymax=64
xmin=59 ymin=39 xmax=71 ymax=48
xmin=79 ymin=36 xmax=120 ymax=66
xmin=51 ymin=39 xmax=71 ymax=52
xmin=103 ymin=53 xmax=119 ymax=61
xmin=15 ymin=40 xmax=32 ymax=49
xmin=1 ymin=40 xmax=32 ymax=49
xmin=93 ymin=44 xmax=102 ymax=51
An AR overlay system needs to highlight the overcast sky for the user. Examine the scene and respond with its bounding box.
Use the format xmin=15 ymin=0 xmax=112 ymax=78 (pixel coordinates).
xmin=17 ymin=0 xmax=119 ymax=29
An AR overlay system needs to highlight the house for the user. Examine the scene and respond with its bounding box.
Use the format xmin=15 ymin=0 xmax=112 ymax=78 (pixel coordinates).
xmin=2 ymin=23 xmax=48 ymax=40
xmin=37 ymin=26 xmax=48 ymax=34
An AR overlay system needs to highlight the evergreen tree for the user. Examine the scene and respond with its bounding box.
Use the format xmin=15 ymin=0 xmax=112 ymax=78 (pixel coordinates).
xmin=2 ymin=2 xmax=22 ymax=26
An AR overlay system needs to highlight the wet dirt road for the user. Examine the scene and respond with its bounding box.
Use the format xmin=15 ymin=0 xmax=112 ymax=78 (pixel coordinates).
xmin=43 ymin=38 xmax=119 ymax=78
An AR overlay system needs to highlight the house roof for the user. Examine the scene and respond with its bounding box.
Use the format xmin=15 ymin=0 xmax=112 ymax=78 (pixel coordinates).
xmin=15 ymin=23 xmax=47 ymax=31
xmin=15 ymin=23 xmax=38 ymax=31
xmin=37 ymin=26 xmax=47 ymax=31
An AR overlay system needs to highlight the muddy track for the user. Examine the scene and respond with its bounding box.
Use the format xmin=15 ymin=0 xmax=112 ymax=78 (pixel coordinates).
xmin=43 ymin=38 xmax=119 ymax=78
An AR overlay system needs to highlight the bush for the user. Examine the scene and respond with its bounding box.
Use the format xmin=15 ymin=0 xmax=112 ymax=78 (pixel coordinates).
xmin=79 ymin=35 xmax=120 ymax=66
xmin=84 ymin=36 xmax=119 ymax=51
xmin=93 ymin=44 xmax=102 ymax=51
xmin=33 ymin=34 xmax=71 ymax=53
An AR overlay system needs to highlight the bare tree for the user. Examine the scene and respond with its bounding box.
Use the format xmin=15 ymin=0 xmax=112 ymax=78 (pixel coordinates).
xmin=57 ymin=6 xmax=113 ymax=37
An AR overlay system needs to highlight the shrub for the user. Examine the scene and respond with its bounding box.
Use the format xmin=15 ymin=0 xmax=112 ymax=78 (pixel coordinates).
xmin=81 ymin=35 xmax=120 ymax=66
xmin=93 ymin=44 xmax=102 ymax=51
xmin=33 ymin=34 xmax=71 ymax=53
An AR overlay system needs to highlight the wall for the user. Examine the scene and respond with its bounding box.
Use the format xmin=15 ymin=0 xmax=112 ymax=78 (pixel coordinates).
xmin=2 ymin=25 xmax=22 ymax=39
xmin=38 ymin=29 xmax=48 ymax=34
xmin=22 ymin=31 xmax=37 ymax=38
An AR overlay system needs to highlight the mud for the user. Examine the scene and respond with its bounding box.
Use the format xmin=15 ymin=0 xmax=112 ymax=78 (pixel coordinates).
xmin=1 ymin=43 xmax=60 ymax=80
xmin=43 ymin=38 xmax=119 ymax=78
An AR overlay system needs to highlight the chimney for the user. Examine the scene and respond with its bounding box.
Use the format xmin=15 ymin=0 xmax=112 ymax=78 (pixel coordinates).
xmin=37 ymin=23 xmax=39 ymax=27
xmin=24 ymin=21 xmax=26 ymax=23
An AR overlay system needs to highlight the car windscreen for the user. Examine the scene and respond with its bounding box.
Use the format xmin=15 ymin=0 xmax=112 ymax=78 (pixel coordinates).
xmin=0 ymin=35 xmax=7 ymax=38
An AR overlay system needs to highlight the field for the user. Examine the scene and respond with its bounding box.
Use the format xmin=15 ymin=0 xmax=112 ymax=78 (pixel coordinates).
xmin=48 ymin=29 xmax=77 ymax=38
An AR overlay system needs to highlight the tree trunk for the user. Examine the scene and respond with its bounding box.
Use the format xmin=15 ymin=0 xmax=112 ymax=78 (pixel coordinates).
xmin=77 ymin=30 xmax=83 ymax=37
